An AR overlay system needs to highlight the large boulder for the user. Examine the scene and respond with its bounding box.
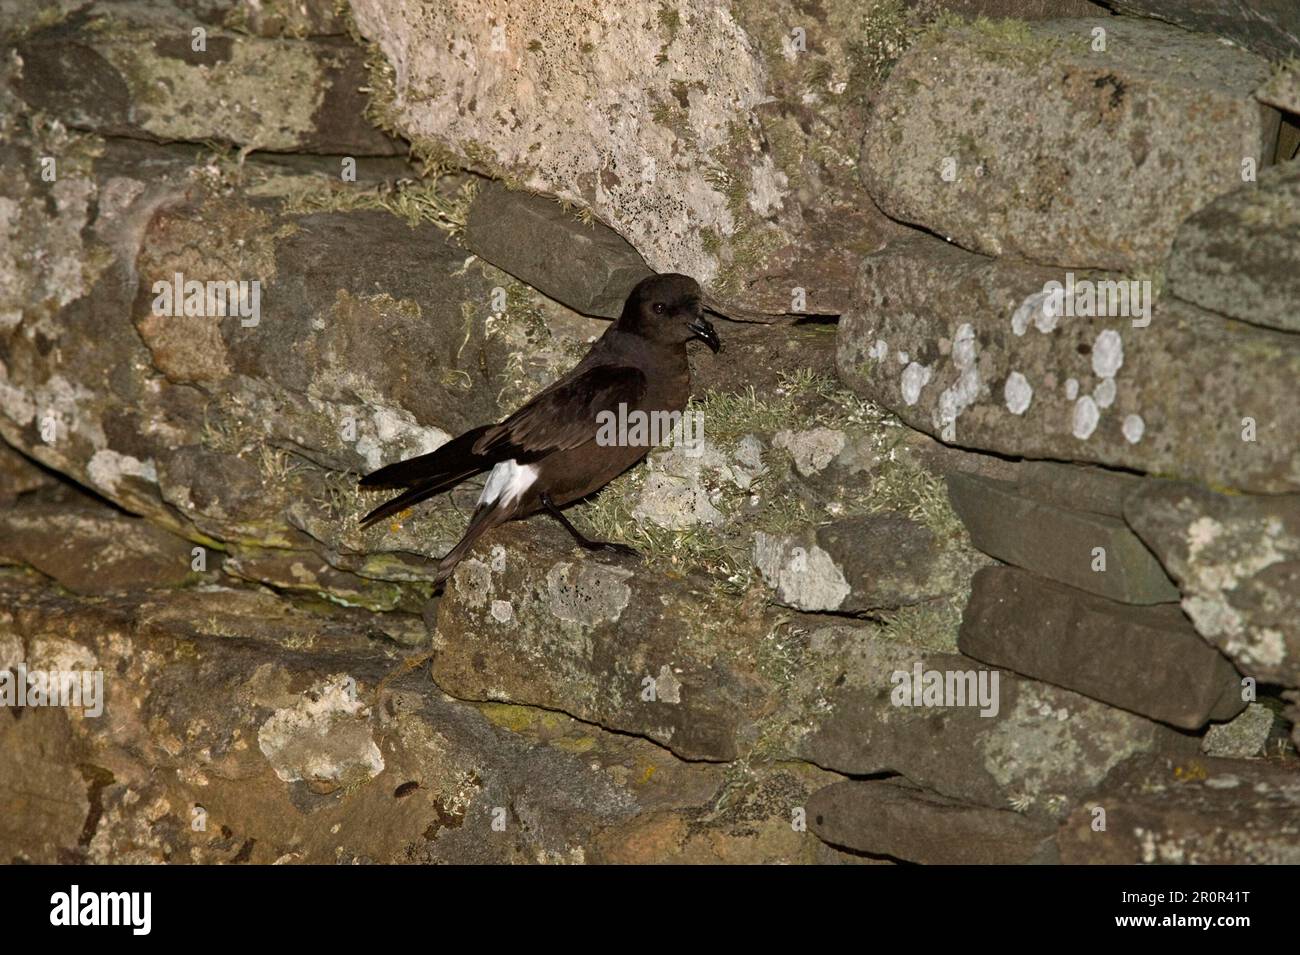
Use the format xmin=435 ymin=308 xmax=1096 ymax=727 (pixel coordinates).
xmin=837 ymin=234 xmax=1300 ymax=493
xmin=1125 ymin=482 xmax=1300 ymax=688
xmin=346 ymin=0 xmax=922 ymax=316
xmin=861 ymin=17 xmax=1276 ymax=272
xmin=13 ymin=3 xmax=402 ymax=155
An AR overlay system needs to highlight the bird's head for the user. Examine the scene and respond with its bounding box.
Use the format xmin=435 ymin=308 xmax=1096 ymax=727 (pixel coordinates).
xmin=620 ymin=273 xmax=721 ymax=353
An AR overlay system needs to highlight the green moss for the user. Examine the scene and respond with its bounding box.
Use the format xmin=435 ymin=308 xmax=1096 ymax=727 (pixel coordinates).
xmin=873 ymin=595 xmax=964 ymax=651
xmin=280 ymin=174 xmax=479 ymax=235
xmin=842 ymin=0 xmax=914 ymax=103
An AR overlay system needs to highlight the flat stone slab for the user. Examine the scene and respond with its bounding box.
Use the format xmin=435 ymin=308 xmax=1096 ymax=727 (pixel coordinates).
xmin=799 ymin=645 xmax=1191 ymax=818
xmin=1105 ymin=0 xmax=1300 ymax=62
xmin=14 ymin=11 xmax=402 ymax=155
xmin=1168 ymin=159 xmax=1300 ymax=334
xmin=0 ymin=501 xmax=197 ymax=595
xmin=1059 ymin=753 xmax=1300 ymax=863
xmin=463 ymin=181 xmax=652 ymax=319
xmin=947 ymin=471 xmax=1178 ymax=604
xmin=1125 ymin=482 xmax=1300 ymax=688
xmin=862 ymin=17 xmax=1275 ymax=272
xmin=959 ymin=566 xmax=1244 ymax=729
xmin=433 ymin=524 xmax=776 ymax=762
xmin=837 ymin=234 xmax=1300 ymax=493
xmin=808 ymin=778 xmax=1058 ymax=864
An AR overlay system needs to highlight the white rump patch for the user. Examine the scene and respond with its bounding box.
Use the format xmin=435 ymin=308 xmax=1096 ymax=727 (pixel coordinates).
xmin=478 ymin=460 xmax=538 ymax=509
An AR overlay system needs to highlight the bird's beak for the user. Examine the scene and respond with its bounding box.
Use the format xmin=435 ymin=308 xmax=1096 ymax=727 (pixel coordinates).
xmin=688 ymin=315 xmax=721 ymax=353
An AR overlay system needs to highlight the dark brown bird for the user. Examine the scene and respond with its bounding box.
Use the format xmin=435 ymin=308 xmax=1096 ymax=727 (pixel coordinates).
xmin=358 ymin=273 xmax=721 ymax=584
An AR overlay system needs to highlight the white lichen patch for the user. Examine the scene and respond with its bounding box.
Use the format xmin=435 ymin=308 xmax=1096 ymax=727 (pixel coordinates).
xmin=1072 ymin=396 xmax=1099 ymax=440
xmin=934 ymin=323 xmax=981 ymax=442
xmin=1065 ymin=377 xmax=1079 ymax=400
xmin=1091 ymin=329 xmax=1124 ymax=378
xmin=490 ymin=599 xmax=515 ymax=624
xmin=1122 ymin=413 xmax=1145 ymax=444
xmin=257 ymin=675 xmax=384 ymax=785
xmin=353 ymin=403 xmax=452 ymax=472
xmin=1011 ymin=290 xmax=1052 ymax=336
xmin=752 ymin=532 xmax=851 ymax=612
xmin=1093 ymin=376 xmax=1116 ymax=409
xmin=1004 ymin=371 xmax=1032 ymax=415
xmin=546 ymin=561 xmax=633 ymax=626
xmin=87 ymin=449 xmax=158 ymax=495
xmin=654 ymin=664 xmax=682 ymax=704
xmin=900 ymin=361 xmax=932 ymax=406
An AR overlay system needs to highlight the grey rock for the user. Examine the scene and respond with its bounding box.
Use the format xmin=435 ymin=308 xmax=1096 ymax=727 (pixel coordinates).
xmin=959 ymin=566 xmax=1244 ymax=729
xmin=1125 ymin=482 xmax=1300 ymax=687
xmin=1202 ymin=703 xmax=1275 ymax=758
xmin=1168 ymin=158 xmax=1300 ymax=333
xmin=947 ymin=470 xmax=1179 ymax=603
xmin=862 ymin=17 xmax=1276 ymax=272
xmin=13 ymin=7 xmax=402 ymax=155
xmin=837 ymin=234 xmax=1300 ymax=493
xmin=348 ymin=0 xmax=909 ymax=316
xmin=1059 ymin=753 xmax=1300 ymax=863
xmin=0 ymin=500 xmax=199 ymax=594
xmin=808 ymin=778 xmax=1059 ymax=864
xmin=799 ymin=645 xmax=1191 ymax=818
xmin=1103 ymin=0 xmax=1300 ymax=62
xmin=463 ymin=181 xmax=652 ymax=318
xmin=432 ymin=524 xmax=777 ymax=762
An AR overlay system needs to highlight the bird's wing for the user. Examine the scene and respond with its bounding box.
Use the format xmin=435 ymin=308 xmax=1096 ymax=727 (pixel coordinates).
xmin=472 ymin=363 xmax=647 ymax=460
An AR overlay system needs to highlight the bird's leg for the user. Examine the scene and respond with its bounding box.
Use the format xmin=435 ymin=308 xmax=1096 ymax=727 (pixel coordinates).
xmin=540 ymin=494 xmax=638 ymax=557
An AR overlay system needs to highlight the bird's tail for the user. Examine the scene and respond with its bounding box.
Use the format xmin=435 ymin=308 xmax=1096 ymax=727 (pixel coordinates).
xmin=357 ymin=425 xmax=492 ymax=529
xmin=433 ymin=501 xmax=506 ymax=586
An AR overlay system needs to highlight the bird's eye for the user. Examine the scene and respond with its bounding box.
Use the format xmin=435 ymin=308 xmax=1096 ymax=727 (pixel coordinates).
xmin=652 ymin=302 xmax=666 ymax=315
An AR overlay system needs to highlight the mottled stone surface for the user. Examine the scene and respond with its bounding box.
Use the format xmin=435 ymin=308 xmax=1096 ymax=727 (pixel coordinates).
xmin=1202 ymin=703 xmax=1275 ymax=758
xmin=838 ymin=234 xmax=1300 ymax=493
xmin=0 ymin=500 xmax=200 ymax=595
xmin=347 ymin=0 xmax=914 ymax=315
xmin=948 ymin=471 xmax=1178 ymax=603
xmin=1103 ymin=0 xmax=1300 ymax=62
xmin=808 ymin=778 xmax=1059 ymax=864
xmin=433 ymin=524 xmax=778 ymax=761
xmin=1126 ymin=482 xmax=1300 ymax=688
xmin=0 ymin=571 xmax=837 ymax=864
xmin=1168 ymin=159 xmax=1300 ymax=334
xmin=798 ymin=644 xmax=1192 ymax=818
xmin=1059 ymin=753 xmax=1300 ymax=863
xmin=960 ymin=567 xmax=1244 ymax=729
xmin=862 ymin=17 xmax=1275 ymax=272
xmin=14 ymin=5 xmax=401 ymax=155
